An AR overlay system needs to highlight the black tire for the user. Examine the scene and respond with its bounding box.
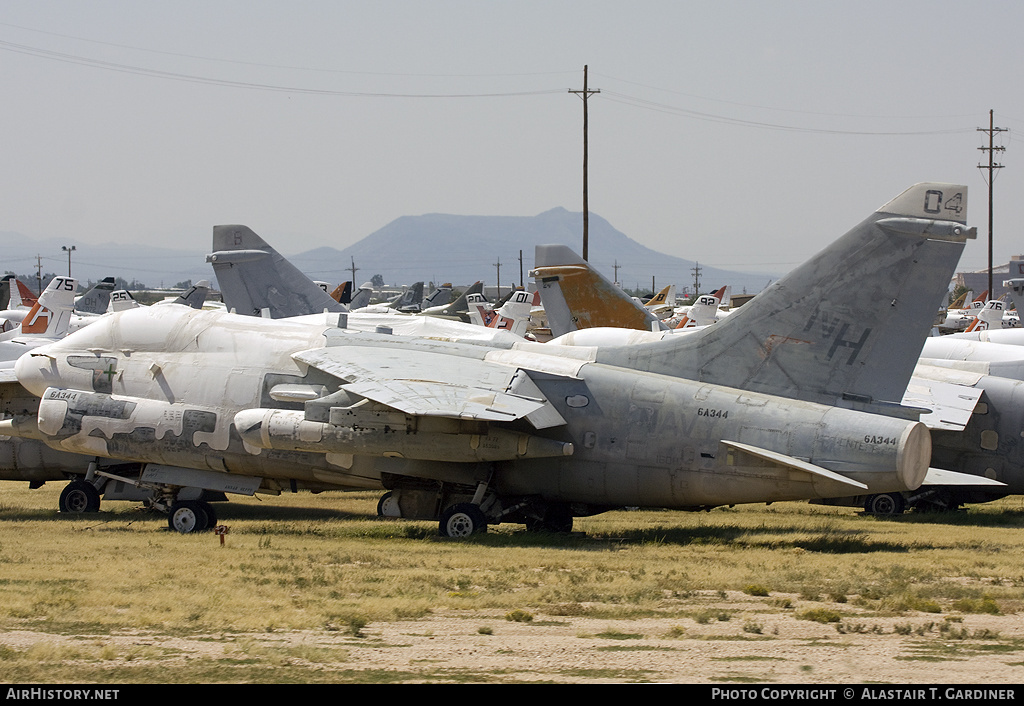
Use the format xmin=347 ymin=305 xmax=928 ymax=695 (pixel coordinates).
xmin=168 ymin=501 xmax=209 ymax=533
xmin=439 ymin=503 xmax=487 ymax=537
xmin=198 ymin=500 xmax=217 ymax=528
xmin=865 ymin=492 xmax=906 ymax=516
xmin=59 ymin=480 xmax=101 ymax=513
xmin=377 ymin=491 xmax=401 ymax=518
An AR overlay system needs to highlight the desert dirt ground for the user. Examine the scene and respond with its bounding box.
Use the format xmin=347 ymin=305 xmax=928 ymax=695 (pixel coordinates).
xmin=4 ymin=487 xmax=1024 ymax=684
xmin=2 ymin=592 xmax=1022 ymax=684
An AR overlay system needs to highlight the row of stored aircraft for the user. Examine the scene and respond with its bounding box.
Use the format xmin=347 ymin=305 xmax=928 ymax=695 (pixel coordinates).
xmin=2 ymin=182 xmax=1022 ymax=536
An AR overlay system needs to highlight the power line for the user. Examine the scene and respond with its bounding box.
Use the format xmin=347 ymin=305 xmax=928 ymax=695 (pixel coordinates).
xmin=0 ymin=39 xmax=566 ymax=98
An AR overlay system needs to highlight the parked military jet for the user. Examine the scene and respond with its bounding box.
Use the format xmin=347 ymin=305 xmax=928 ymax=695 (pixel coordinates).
xmin=534 ymin=188 xmax=1015 ymax=516
xmin=3 ymin=183 xmax=976 ymax=537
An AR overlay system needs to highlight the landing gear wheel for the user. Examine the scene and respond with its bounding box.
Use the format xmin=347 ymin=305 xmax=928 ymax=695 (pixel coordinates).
xmin=59 ymin=480 xmax=101 ymax=513
xmin=865 ymin=492 xmax=906 ymax=516
xmin=198 ymin=500 xmax=217 ymax=528
xmin=377 ymin=491 xmax=402 ymax=517
xmin=439 ymin=503 xmax=487 ymax=537
xmin=169 ymin=501 xmax=210 ymax=533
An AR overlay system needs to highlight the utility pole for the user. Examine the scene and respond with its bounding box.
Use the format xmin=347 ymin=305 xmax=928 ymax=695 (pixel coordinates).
xmin=61 ymin=245 xmax=76 ymax=277
xmin=493 ymin=257 xmax=502 ymax=299
xmin=35 ymin=255 xmax=43 ymax=295
xmin=978 ymin=109 xmax=1006 ymax=298
xmin=349 ymin=256 xmax=359 ymax=285
xmin=613 ymin=259 xmax=621 ymax=286
xmin=519 ymin=249 xmax=524 ymax=288
xmin=691 ymin=262 xmax=702 ymax=298
xmin=569 ymin=65 xmax=599 ymax=260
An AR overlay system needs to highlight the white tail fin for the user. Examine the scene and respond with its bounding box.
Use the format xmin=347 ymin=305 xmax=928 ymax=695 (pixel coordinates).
xmin=674 ymin=285 xmax=727 ymax=329
xmin=964 ymin=299 xmax=1006 ymax=332
xmin=19 ymin=276 xmax=76 ymax=337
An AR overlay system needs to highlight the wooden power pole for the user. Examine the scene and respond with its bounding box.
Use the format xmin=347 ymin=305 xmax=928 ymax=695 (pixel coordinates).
xmin=978 ymin=109 xmax=1006 ymax=298
xmin=569 ymin=65 xmax=599 ymax=260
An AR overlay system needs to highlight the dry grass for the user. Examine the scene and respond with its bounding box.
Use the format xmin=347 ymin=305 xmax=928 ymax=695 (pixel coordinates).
xmin=2 ymin=483 xmax=1024 ymax=682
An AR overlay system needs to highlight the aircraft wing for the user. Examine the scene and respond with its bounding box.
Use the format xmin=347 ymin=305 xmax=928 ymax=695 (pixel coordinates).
xmin=0 ymin=366 xmax=19 ymax=386
xmin=293 ymin=346 xmax=565 ymax=425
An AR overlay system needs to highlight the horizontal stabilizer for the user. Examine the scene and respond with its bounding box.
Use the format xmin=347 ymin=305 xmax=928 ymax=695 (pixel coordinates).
xmin=902 ymin=374 xmax=983 ymax=431
xmin=721 ymin=439 xmax=868 ymax=490
xmin=922 ymin=467 xmax=1006 ymax=487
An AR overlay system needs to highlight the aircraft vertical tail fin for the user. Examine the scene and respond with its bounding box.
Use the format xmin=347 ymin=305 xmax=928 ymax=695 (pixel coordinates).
xmin=531 ymin=247 xmax=665 ymax=337
xmin=597 ymin=183 xmax=975 ymax=411
xmin=74 ymin=277 xmax=116 ymax=314
xmin=330 ymin=281 xmax=353 ymax=304
xmin=675 ymin=285 xmax=727 ymax=329
xmin=109 ymin=290 xmax=140 ymax=312
xmin=207 ymin=225 xmax=346 ymax=318
xmin=393 ymin=282 xmax=424 ymax=312
xmin=171 ymin=280 xmax=211 ymax=309
xmin=948 ymin=290 xmax=969 ymax=310
xmin=8 ymin=278 xmax=37 ymax=310
xmin=964 ymin=299 xmax=1006 ymax=332
xmin=645 ymin=285 xmax=674 ymax=310
xmin=422 ymin=283 xmax=453 ymax=308
xmin=349 ymin=282 xmax=374 ymax=310
xmin=19 ymin=276 xmax=76 ymax=337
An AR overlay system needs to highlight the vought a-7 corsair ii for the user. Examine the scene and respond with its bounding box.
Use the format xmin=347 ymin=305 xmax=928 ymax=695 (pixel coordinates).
xmin=3 ymin=183 xmax=974 ymax=536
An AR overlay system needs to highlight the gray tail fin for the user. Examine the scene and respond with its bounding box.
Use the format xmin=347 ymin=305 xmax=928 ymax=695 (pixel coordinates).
xmin=393 ymin=282 xmax=424 ymax=312
xmin=423 ymin=283 xmax=453 ymax=307
xmin=172 ymin=280 xmax=211 ymax=309
xmin=349 ymin=282 xmax=374 ymax=310
xmin=207 ymin=225 xmax=346 ymax=318
xmin=74 ymin=276 xmax=116 ymax=314
xmin=0 ymin=276 xmax=12 ymax=312
xmin=598 ymin=183 xmax=975 ymax=411
xmin=531 ymin=246 xmax=664 ymax=337
xmin=431 ymin=281 xmax=483 ymax=318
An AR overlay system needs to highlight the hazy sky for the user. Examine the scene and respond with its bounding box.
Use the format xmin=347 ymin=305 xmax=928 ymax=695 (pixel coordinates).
xmin=2 ymin=1 xmax=1021 ymax=281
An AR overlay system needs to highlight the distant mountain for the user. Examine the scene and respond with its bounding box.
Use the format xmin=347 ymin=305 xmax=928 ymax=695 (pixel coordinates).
xmin=287 ymin=209 xmax=777 ymax=296
xmin=0 ymin=210 xmax=778 ymax=296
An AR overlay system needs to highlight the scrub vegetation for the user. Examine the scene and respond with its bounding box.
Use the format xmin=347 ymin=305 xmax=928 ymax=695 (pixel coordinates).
xmin=2 ymin=485 xmax=1024 ymax=683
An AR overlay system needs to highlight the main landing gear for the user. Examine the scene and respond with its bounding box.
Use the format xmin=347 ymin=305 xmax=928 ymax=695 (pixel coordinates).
xmin=167 ymin=500 xmax=219 ymax=533
xmin=58 ymin=479 xmax=102 ymax=514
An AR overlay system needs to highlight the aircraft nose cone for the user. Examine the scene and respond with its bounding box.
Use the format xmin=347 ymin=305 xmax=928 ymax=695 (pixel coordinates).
xmin=14 ymin=348 xmax=58 ymax=396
